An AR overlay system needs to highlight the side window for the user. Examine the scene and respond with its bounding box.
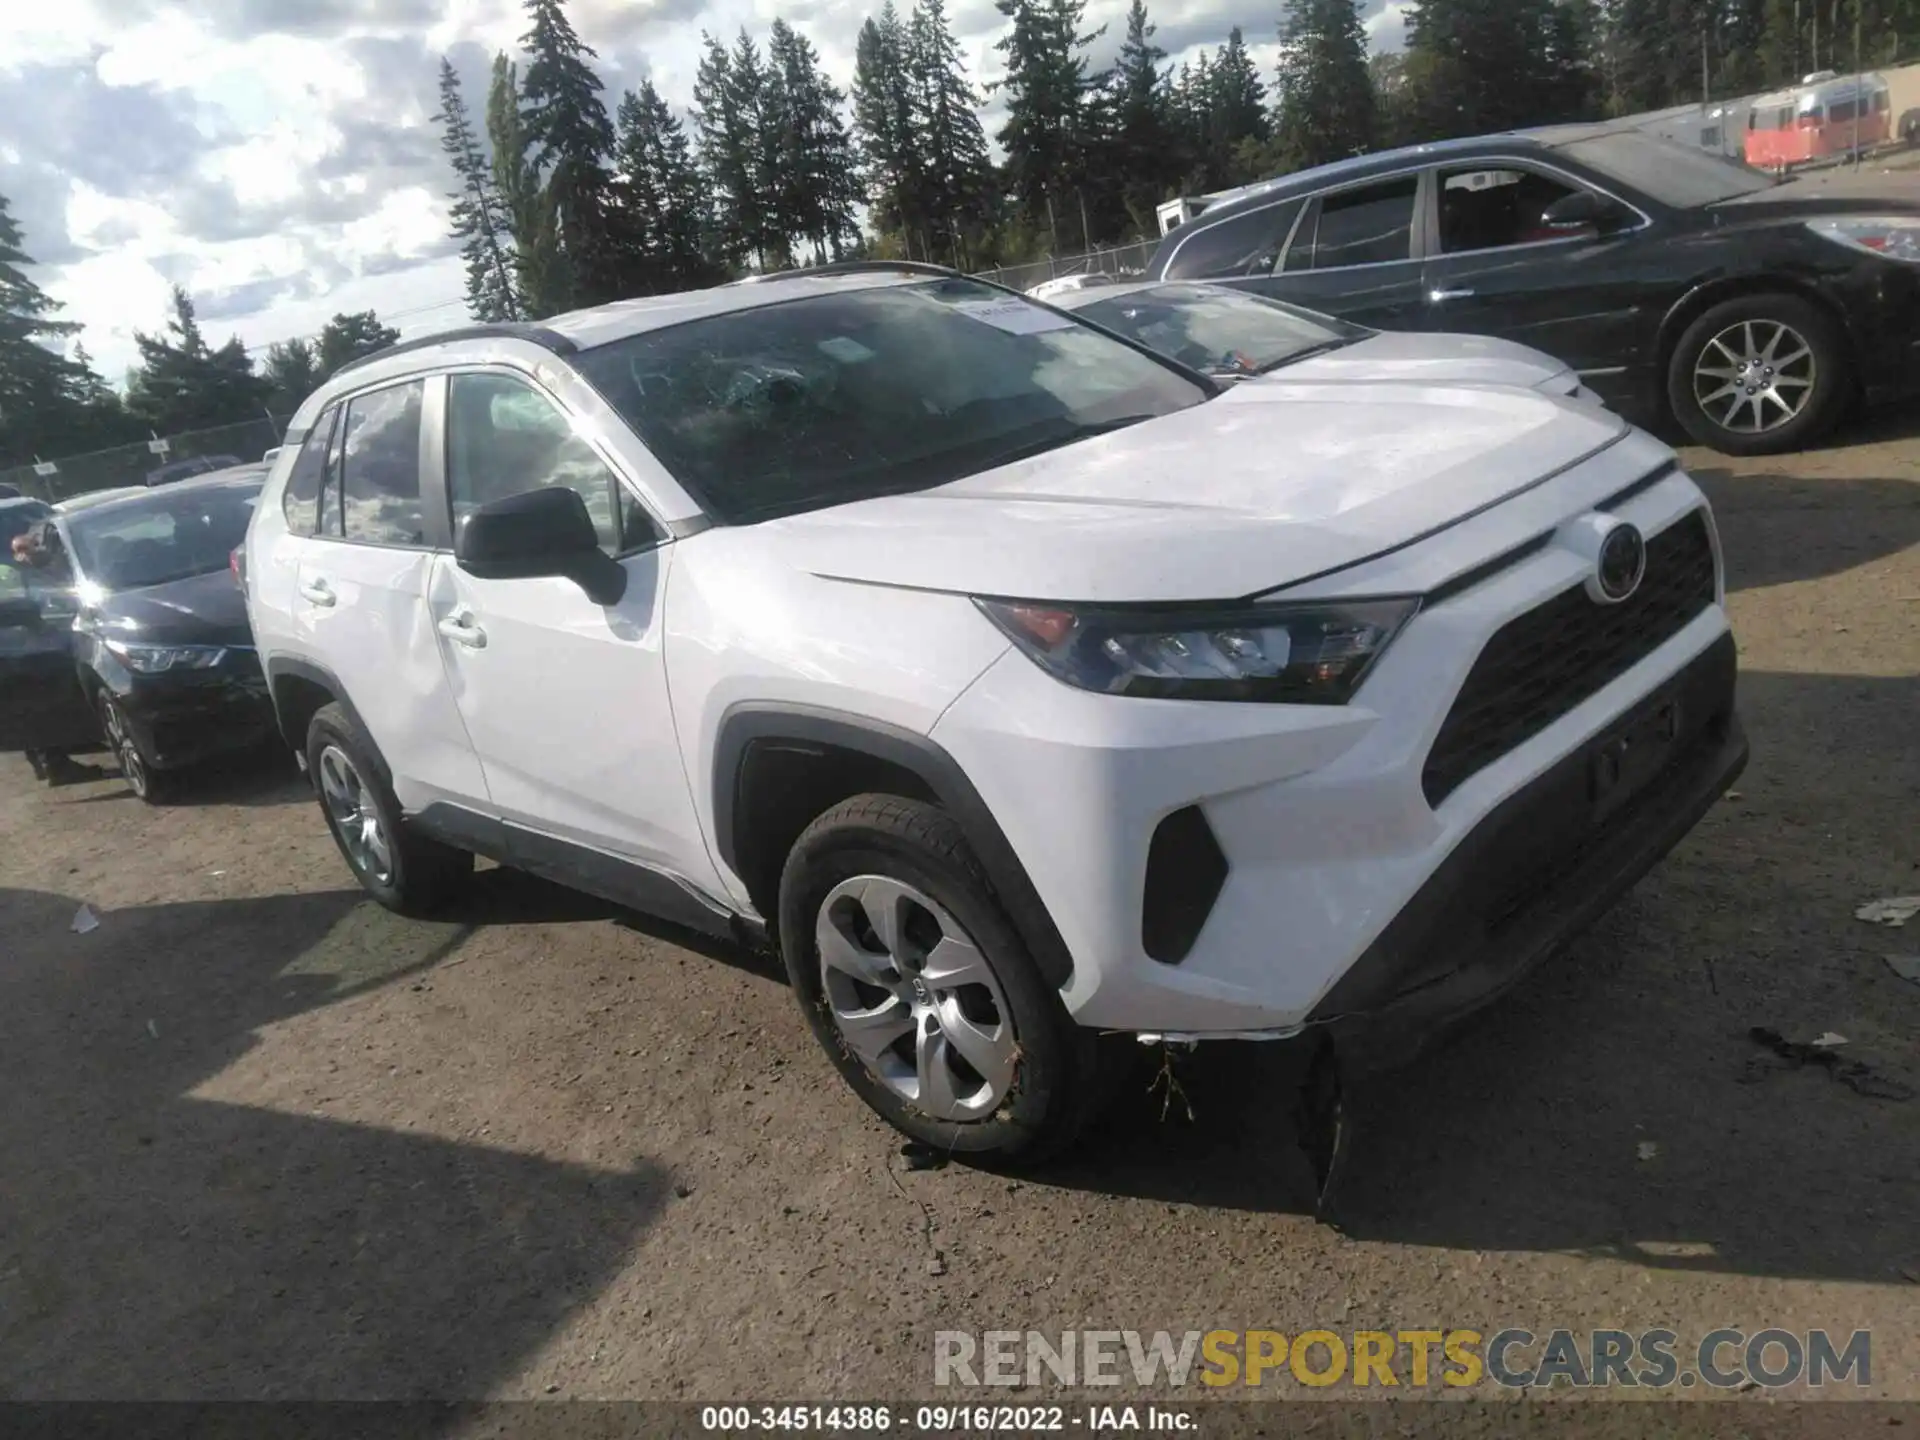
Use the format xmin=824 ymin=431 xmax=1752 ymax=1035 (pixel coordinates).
xmin=1299 ymin=177 xmax=1419 ymax=270
xmin=337 ymin=380 xmax=427 ymax=547
xmin=280 ymin=406 xmax=337 ymax=536
xmin=1436 ymin=167 xmax=1585 ymax=254
xmin=1163 ymin=199 xmax=1304 ymax=280
xmin=445 ymin=373 xmax=649 ymax=556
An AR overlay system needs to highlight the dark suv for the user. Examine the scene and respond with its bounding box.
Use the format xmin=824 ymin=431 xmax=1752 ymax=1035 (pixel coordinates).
xmin=1148 ymin=124 xmax=1920 ymax=455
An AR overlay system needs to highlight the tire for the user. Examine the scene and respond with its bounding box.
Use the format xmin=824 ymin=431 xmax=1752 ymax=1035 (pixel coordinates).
xmin=98 ymin=691 xmax=169 ymax=805
xmin=305 ymin=702 xmax=471 ymax=916
xmin=1666 ymin=292 xmax=1849 ymax=456
xmin=778 ymin=793 xmax=1109 ymax=1165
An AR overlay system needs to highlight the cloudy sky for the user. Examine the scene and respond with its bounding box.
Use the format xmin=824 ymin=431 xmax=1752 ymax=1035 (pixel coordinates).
xmin=0 ymin=0 xmax=1413 ymax=383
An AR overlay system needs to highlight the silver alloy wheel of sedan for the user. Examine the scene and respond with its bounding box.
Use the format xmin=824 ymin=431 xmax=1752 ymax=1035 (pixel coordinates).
xmin=1693 ymin=318 xmax=1816 ymax=435
xmin=317 ymin=743 xmax=394 ymax=887
xmin=816 ymin=874 xmax=1019 ymax=1121
xmin=99 ymin=694 xmax=148 ymax=799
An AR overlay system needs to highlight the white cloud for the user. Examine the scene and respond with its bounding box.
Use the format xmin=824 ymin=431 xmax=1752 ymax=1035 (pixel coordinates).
xmin=3 ymin=0 xmax=1404 ymax=391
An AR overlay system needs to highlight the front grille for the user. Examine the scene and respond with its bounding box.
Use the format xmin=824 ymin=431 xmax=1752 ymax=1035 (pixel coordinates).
xmin=1422 ymin=510 xmax=1717 ymax=806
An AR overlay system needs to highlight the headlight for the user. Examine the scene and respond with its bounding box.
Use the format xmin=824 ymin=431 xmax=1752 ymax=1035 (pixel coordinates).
xmin=103 ymin=639 xmax=226 ymax=673
xmin=975 ymin=596 xmax=1418 ymax=704
xmin=1806 ymin=216 xmax=1920 ymax=264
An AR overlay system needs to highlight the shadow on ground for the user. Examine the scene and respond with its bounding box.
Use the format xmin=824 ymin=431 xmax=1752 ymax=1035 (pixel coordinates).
xmin=1693 ymin=467 xmax=1920 ymax=594
xmin=0 ymin=875 xmax=669 ymax=1400
xmin=1043 ymin=667 xmax=1920 ymax=1286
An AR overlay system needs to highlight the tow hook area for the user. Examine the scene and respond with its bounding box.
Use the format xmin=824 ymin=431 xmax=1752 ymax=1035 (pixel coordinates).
xmin=1132 ymin=1029 xmax=1352 ymax=1224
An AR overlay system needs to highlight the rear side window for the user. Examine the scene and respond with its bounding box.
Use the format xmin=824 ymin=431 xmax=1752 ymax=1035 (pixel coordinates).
xmin=1297 ymin=177 xmax=1420 ymax=270
xmin=331 ymin=380 xmax=426 ymax=547
xmin=1163 ymin=199 xmax=1304 ymax=280
xmin=280 ymin=406 xmax=337 ymax=536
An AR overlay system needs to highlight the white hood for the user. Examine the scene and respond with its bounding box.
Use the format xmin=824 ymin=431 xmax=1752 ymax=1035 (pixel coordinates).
xmin=1270 ymin=331 xmax=1578 ymax=394
xmin=765 ymin=380 xmax=1629 ymax=603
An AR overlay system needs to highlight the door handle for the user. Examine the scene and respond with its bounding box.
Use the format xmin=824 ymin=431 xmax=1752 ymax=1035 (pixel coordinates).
xmin=1429 ymin=287 xmax=1477 ymax=302
xmin=298 ymin=577 xmax=336 ymax=608
xmin=437 ymin=606 xmax=487 ymax=650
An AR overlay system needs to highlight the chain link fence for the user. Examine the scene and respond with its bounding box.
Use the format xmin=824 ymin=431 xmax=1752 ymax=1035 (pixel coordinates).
xmin=972 ymin=238 xmax=1160 ymax=295
xmin=1 ymin=415 xmax=289 ymax=504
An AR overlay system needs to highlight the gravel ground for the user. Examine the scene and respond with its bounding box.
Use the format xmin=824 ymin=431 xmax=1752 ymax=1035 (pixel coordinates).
xmin=2 ymin=410 xmax=1917 ymax=1409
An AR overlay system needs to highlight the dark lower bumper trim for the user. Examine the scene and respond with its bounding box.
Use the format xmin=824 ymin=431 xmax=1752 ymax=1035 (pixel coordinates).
xmin=1312 ymin=630 xmax=1745 ymax=1074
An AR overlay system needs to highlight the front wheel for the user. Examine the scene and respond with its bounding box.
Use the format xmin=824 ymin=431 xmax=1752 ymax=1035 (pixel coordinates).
xmin=98 ymin=691 xmax=167 ymax=804
xmin=778 ymin=794 xmax=1110 ymax=1165
xmin=1666 ymin=294 xmax=1849 ymax=456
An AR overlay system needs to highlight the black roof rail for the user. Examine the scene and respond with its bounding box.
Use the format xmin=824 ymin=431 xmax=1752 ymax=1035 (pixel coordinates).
xmin=729 ymin=260 xmax=961 ymax=285
xmin=331 ymin=322 xmax=579 ymax=379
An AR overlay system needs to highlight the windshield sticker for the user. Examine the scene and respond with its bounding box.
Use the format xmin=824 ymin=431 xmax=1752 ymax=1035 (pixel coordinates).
xmin=817 ymin=335 xmax=876 ymax=364
xmin=951 ymin=298 xmax=1075 ymax=335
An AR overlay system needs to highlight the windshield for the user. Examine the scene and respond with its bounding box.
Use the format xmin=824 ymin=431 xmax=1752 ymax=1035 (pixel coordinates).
xmin=1074 ymin=285 xmax=1363 ymax=375
xmin=1558 ymin=130 xmax=1775 ymax=206
xmin=573 ymin=278 xmax=1211 ymax=523
xmin=66 ymin=483 xmax=261 ymax=592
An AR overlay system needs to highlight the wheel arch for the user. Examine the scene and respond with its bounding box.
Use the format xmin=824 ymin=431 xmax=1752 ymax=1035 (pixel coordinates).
xmin=264 ymin=656 xmax=388 ymax=781
xmin=1655 ymin=274 xmax=1856 ymax=402
xmin=712 ymin=703 xmax=1076 ymax=990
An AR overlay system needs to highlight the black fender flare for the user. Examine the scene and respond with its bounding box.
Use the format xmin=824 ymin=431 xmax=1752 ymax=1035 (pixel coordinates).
xmin=262 ymin=655 xmax=390 ymax=783
xmin=712 ymin=702 xmax=1076 ymax=990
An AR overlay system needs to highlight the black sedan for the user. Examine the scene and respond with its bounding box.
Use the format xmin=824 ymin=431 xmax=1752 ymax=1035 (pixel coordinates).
xmin=1147 ymin=124 xmax=1920 ymax=455
xmin=1 ymin=470 xmax=276 ymax=801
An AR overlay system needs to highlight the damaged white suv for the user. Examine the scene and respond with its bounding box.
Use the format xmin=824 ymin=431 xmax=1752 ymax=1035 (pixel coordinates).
xmin=243 ymin=262 xmax=1745 ymax=1165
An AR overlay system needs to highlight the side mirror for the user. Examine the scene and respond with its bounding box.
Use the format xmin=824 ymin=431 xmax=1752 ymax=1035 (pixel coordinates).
xmin=1540 ymin=190 xmax=1625 ymax=235
xmin=456 ymin=486 xmax=628 ymax=606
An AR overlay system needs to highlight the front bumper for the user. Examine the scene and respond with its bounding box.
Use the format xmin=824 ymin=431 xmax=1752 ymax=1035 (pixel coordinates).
xmin=1312 ymin=632 xmax=1744 ymax=1073
xmin=932 ymin=437 xmax=1739 ymax=1039
xmin=105 ymin=650 xmax=276 ymax=770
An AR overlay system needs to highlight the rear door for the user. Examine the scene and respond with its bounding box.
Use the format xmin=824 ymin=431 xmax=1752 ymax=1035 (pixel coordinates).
xmin=1243 ymin=173 xmax=1427 ymax=329
xmin=292 ymin=375 xmax=489 ymax=813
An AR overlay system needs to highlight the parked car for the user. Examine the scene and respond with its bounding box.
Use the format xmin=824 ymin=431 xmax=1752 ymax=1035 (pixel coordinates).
xmin=1051 ymin=278 xmax=1600 ymax=400
xmin=1026 ymin=273 xmax=1118 ymax=301
xmin=144 ymin=453 xmax=244 ymax=487
xmin=1147 ymin=124 xmax=1920 ymax=455
xmin=245 ymin=263 xmax=1746 ymax=1165
xmin=47 ymin=472 xmax=275 ymax=800
xmin=1 ymin=508 xmax=93 ymax=759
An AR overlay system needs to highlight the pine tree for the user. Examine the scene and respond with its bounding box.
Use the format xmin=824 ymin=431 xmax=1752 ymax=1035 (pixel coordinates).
xmin=1274 ymin=2 xmax=1375 ymax=172
xmin=852 ymin=5 xmax=926 ymax=253
xmin=1113 ymin=0 xmax=1178 ymax=229
xmin=693 ymin=33 xmax=771 ymax=268
xmin=908 ymin=0 xmax=1000 ymax=264
xmin=316 ymin=312 xmax=401 ymax=377
xmin=518 ymin=0 xmax=620 ymax=305
xmin=614 ymin=81 xmax=722 ymax=292
xmin=993 ymin=0 xmax=1099 ymax=248
xmin=0 ymin=190 xmax=84 ymax=466
xmin=435 ymin=57 xmax=520 ymax=322
xmin=765 ymin=21 xmax=863 ymax=266
xmin=264 ymin=339 xmax=322 ymax=414
xmin=489 ymin=53 xmax=568 ymax=318
xmin=126 ymin=287 xmax=272 ymax=434
xmin=1403 ymin=0 xmax=1595 ymax=139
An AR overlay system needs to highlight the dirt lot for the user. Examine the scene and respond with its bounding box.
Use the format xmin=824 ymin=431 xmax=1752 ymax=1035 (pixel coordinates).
xmin=3 ymin=410 xmax=1918 ymax=1408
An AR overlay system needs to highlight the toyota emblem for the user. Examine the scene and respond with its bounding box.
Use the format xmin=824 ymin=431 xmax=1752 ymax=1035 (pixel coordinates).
xmin=1594 ymin=522 xmax=1646 ymax=604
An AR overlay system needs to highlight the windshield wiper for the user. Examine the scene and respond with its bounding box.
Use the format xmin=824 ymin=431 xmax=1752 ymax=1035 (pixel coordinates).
xmin=1255 ymin=338 xmax=1356 ymax=374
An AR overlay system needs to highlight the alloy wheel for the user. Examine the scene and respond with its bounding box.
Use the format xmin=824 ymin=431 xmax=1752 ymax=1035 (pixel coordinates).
xmin=816 ymin=874 xmax=1018 ymax=1122
xmin=100 ymin=695 xmax=149 ymax=800
xmin=317 ymin=744 xmax=394 ymax=887
xmin=1693 ymin=319 xmax=1816 ymax=436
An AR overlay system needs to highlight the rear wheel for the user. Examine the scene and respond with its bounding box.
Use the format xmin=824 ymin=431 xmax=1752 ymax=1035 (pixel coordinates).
xmin=1666 ymin=293 xmax=1848 ymax=456
xmin=305 ymin=703 xmax=471 ymax=915
xmin=778 ymin=794 xmax=1109 ymax=1164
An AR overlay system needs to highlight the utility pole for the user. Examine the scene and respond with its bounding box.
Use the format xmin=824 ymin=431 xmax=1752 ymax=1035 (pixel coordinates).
xmin=1853 ymin=0 xmax=1863 ymax=166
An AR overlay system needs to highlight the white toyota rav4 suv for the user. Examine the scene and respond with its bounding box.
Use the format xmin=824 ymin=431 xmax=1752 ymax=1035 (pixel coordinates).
xmin=244 ymin=262 xmax=1746 ymax=1166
